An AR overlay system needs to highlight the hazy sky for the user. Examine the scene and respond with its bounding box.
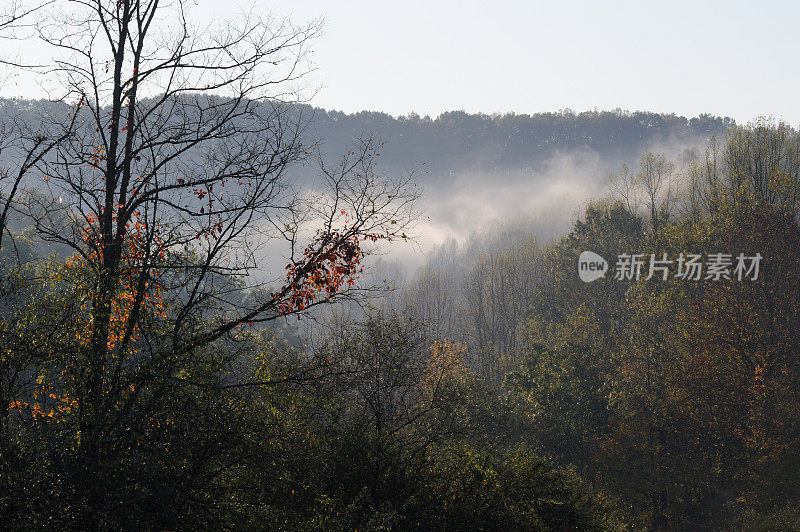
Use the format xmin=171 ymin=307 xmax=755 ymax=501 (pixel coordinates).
xmin=273 ymin=0 xmax=800 ymax=125
xmin=3 ymin=0 xmax=799 ymax=125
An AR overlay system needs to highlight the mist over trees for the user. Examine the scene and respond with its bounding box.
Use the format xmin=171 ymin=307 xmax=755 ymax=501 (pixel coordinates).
xmin=391 ymin=118 xmax=800 ymax=529
xmin=3 ymin=1 xmax=799 ymax=531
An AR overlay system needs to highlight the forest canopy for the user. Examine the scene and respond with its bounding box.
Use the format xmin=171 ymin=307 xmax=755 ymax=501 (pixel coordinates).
xmin=1 ymin=1 xmax=798 ymax=531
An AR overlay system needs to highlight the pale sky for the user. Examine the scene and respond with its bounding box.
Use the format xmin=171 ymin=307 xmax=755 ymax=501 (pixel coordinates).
xmin=3 ymin=0 xmax=800 ymax=125
xmin=275 ymin=0 xmax=800 ymax=125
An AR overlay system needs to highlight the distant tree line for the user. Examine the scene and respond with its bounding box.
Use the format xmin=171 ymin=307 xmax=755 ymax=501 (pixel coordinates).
xmin=1 ymin=99 xmax=733 ymax=186
xmin=307 ymin=107 xmax=732 ymax=177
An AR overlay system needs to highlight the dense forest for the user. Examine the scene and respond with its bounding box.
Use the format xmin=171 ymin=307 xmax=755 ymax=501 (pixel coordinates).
xmin=5 ymin=107 xmax=800 ymax=529
xmin=396 ymin=119 xmax=800 ymax=529
xmin=2 ymin=1 xmax=799 ymax=530
xmin=1 ymin=97 xmax=731 ymax=178
xmin=306 ymin=106 xmax=732 ymax=175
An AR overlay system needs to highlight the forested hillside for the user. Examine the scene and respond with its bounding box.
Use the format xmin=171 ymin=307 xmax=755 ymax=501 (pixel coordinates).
xmin=1 ymin=97 xmax=731 ymax=180
xmin=3 ymin=94 xmax=795 ymax=528
xmin=306 ymin=107 xmax=731 ymax=173
xmin=1 ymin=97 xmax=733 ymax=249
xmin=396 ymin=118 xmax=800 ymax=529
xmin=2 ymin=0 xmax=796 ymax=527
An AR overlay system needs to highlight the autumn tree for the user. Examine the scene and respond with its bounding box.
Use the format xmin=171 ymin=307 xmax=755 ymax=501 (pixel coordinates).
xmin=1 ymin=0 xmax=416 ymax=525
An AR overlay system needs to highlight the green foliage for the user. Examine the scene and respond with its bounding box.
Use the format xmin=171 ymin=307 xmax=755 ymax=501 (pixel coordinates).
xmin=504 ymin=119 xmax=800 ymax=529
xmin=4 ymin=100 xmax=798 ymax=529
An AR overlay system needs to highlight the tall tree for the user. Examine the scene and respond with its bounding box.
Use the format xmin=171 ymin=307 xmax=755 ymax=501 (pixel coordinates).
xmin=2 ymin=0 xmax=416 ymax=524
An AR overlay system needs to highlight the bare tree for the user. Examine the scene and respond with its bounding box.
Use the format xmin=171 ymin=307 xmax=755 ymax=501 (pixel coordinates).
xmin=638 ymin=151 xmax=676 ymax=233
xmin=684 ymin=135 xmax=722 ymax=221
xmin=2 ymin=0 xmax=416 ymax=522
xmin=607 ymin=162 xmax=642 ymax=217
xmin=608 ymin=152 xmax=676 ymax=234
